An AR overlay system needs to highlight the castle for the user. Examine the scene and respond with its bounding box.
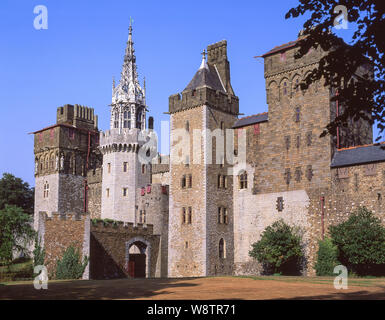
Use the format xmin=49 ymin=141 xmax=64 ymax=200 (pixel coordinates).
xmin=32 ymin=23 xmax=385 ymax=279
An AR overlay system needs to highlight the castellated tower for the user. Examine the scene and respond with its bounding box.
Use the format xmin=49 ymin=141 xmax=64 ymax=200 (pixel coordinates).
xmin=33 ymin=104 xmax=99 ymax=230
xmin=168 ymin=41 xmax=239 ymax=277
xmin=99 ymin=22 xmax=151 ymax=222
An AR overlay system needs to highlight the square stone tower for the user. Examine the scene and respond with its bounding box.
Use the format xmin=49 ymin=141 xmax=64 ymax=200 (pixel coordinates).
xmin=168 ymin=40 xmax=239 ymax=277
xmin=33 ymin=104 xmax=99 ymax=230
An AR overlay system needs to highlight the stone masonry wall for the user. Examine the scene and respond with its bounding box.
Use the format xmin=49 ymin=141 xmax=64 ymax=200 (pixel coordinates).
xmin=90 ymin=222 xmax=160 ymax=279
xmin=38 ymin=212 xmax=90 ymax=279
xmin=136 ymin=184 xmax=169 ymax=277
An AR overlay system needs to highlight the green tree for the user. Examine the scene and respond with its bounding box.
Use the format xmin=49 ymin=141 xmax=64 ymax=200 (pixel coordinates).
xmin=55 ymin=245 xmax=89 ymax=280
xmin=330 ymin=207 xmax=385 ymax=276
xmin=0 ymin=205 xmax=35 ymax=264
xmin=0 ymin=173 xmax=34 ymax=215
xmin=286 ymin=1 xmax=385 ymax=140
xmin=315 ymin=237 xmax=339 ymax=276
xmin=249 ymin=220 xmax=304 ymax=275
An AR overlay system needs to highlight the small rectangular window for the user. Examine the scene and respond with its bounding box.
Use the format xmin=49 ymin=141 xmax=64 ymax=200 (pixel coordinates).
xmin=276 ymin=197 xmax=284 ymax=212
xmin=123 ymin=188 xmax=127 ymax=197
xmin=106 ymin=188 xmax=110 ymax=198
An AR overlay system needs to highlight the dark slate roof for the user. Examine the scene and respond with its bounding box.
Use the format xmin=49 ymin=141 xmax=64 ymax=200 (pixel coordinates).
xmin=258 ymin=39 xmax=299 ymax=58
xmin=331 ymin=144 xmax=385 ymax=168
xmin=232 ymin=113 xmax=268 ymax=128
xmin=184 ymin=64 xmax=225 ymax=92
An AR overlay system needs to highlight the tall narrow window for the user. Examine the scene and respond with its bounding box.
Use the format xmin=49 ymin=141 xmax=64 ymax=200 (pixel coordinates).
xmin=223 ymin=208 xmax=228 ymax=224
xmin=217 ymin=174 xmax=221 ymax=188
xmin=43 ymin=182 xmax=49 ymax=198
xmin=185 ymin=121 xmax=190 ymax=132
xmin=123 ymin=188 xmax=127 ymax=197
xmin=142 ymin=164 xmax=146 ymax=174
xmin=123 ymin=162 xmax=128 ymax=172
xmin=107 ymin=163 xmax=111 ymax=173
xmin=181 ymin=175 xmax=186 ymax=188
xmin=114 ymin=112 xmax=119 ymax=129
xmin=188 ymin=174 xmax=192 ymax=188
xmin=188 ymin=207 xmax=192 ymax=224
xmin=123 ymin=111 xmax=131 ymax=129
xmin=106 ymin=188 xmax=110 ymax=198
xmin=283 ymin=82 xmax=287 ymax=95
xmin=218 ymin=207 xmax=222 ymax=224
xmin=295 ymin=107 xmax=300 ymax=122
xmin=182 ymin=207 xmax=186 ymax=224
xmin=219 ymin=238 xmax=226 ymax=259
xmin=136 ymin=110 xmax=142 ymax=129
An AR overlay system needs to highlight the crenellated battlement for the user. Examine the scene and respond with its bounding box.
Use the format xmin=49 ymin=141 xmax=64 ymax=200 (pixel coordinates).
xmin=39 ymin=211 xmax=89 ymax=222
xmin=91 ymin=220 xmax=154 ymax=235
xmin=169 ymin=86 xmax=239 ymax=115
xmin=57 ymin=104 xmax=98 ymax=130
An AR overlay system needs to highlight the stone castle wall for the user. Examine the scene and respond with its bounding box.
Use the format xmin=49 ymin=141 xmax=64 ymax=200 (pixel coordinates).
xmin=90 ymin=221 xmax=159 ymax=279
xmin=136 ymin=184 xmax=169 ymax=277
xmin=38 ymin=212 xmax=90 ymax=279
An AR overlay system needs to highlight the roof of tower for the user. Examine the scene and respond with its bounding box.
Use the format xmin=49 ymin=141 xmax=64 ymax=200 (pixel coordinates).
xmin=184 ymin=51 xmax=226 ymax=92
xmin=257 ymin=39 xmax=299 ymax=58
xmin=331 ymin=143 xmax=385 ymax=168
xmin=232 ymin=112 xmax=268 ymax=128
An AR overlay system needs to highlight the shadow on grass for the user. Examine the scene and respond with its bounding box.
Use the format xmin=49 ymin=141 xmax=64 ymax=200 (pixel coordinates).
xmin=0 ymin=277 xmax=200 ymax=300
xmin=276 ymin=288 xmax=385 ymax=300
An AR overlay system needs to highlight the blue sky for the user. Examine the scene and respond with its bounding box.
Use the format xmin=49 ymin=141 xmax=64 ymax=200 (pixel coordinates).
xmin=0 ymin=0 xmax=366 ymax=186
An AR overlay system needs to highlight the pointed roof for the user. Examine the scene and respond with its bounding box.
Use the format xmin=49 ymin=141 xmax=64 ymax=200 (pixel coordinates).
xmin=184 ymin=51 xmax=226 ymax=92
xmin=112 ymin=20 xmax=145 ymax=105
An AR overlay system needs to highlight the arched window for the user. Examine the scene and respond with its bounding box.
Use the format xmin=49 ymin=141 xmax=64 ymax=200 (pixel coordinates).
xmin=239 ymin=172 xmax=248 ymax=189
xmin=123 ymin=110 xmax=131 ymax=128
xmin=219 ymin=238 xmax=226 ymax=259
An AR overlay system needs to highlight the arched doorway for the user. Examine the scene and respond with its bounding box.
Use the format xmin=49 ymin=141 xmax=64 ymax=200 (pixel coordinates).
xmin=125 ymin=237 xmax=151 ymax=278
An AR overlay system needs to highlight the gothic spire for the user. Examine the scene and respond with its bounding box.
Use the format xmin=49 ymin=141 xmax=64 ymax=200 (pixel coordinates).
xmin=112 ymin=19 xmax=145 ymax=106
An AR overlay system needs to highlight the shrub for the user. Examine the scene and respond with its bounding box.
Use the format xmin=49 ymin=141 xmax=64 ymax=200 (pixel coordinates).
xmin=33 ymin=235 xmax=45 ymax=268
xmin=249 ymin=219 xmax=304 ymax=275
xmin=55 ymin=245 xmax=89 ymax=280
xmin=330 ymin=207 xmax=385 ymax=276
xmin=315 ymin=237 xmax=339 ymax=276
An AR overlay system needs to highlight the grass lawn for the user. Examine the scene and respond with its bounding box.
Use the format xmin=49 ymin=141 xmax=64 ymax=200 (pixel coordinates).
xmin=0 ymin=259 xmax=33 ymax=282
